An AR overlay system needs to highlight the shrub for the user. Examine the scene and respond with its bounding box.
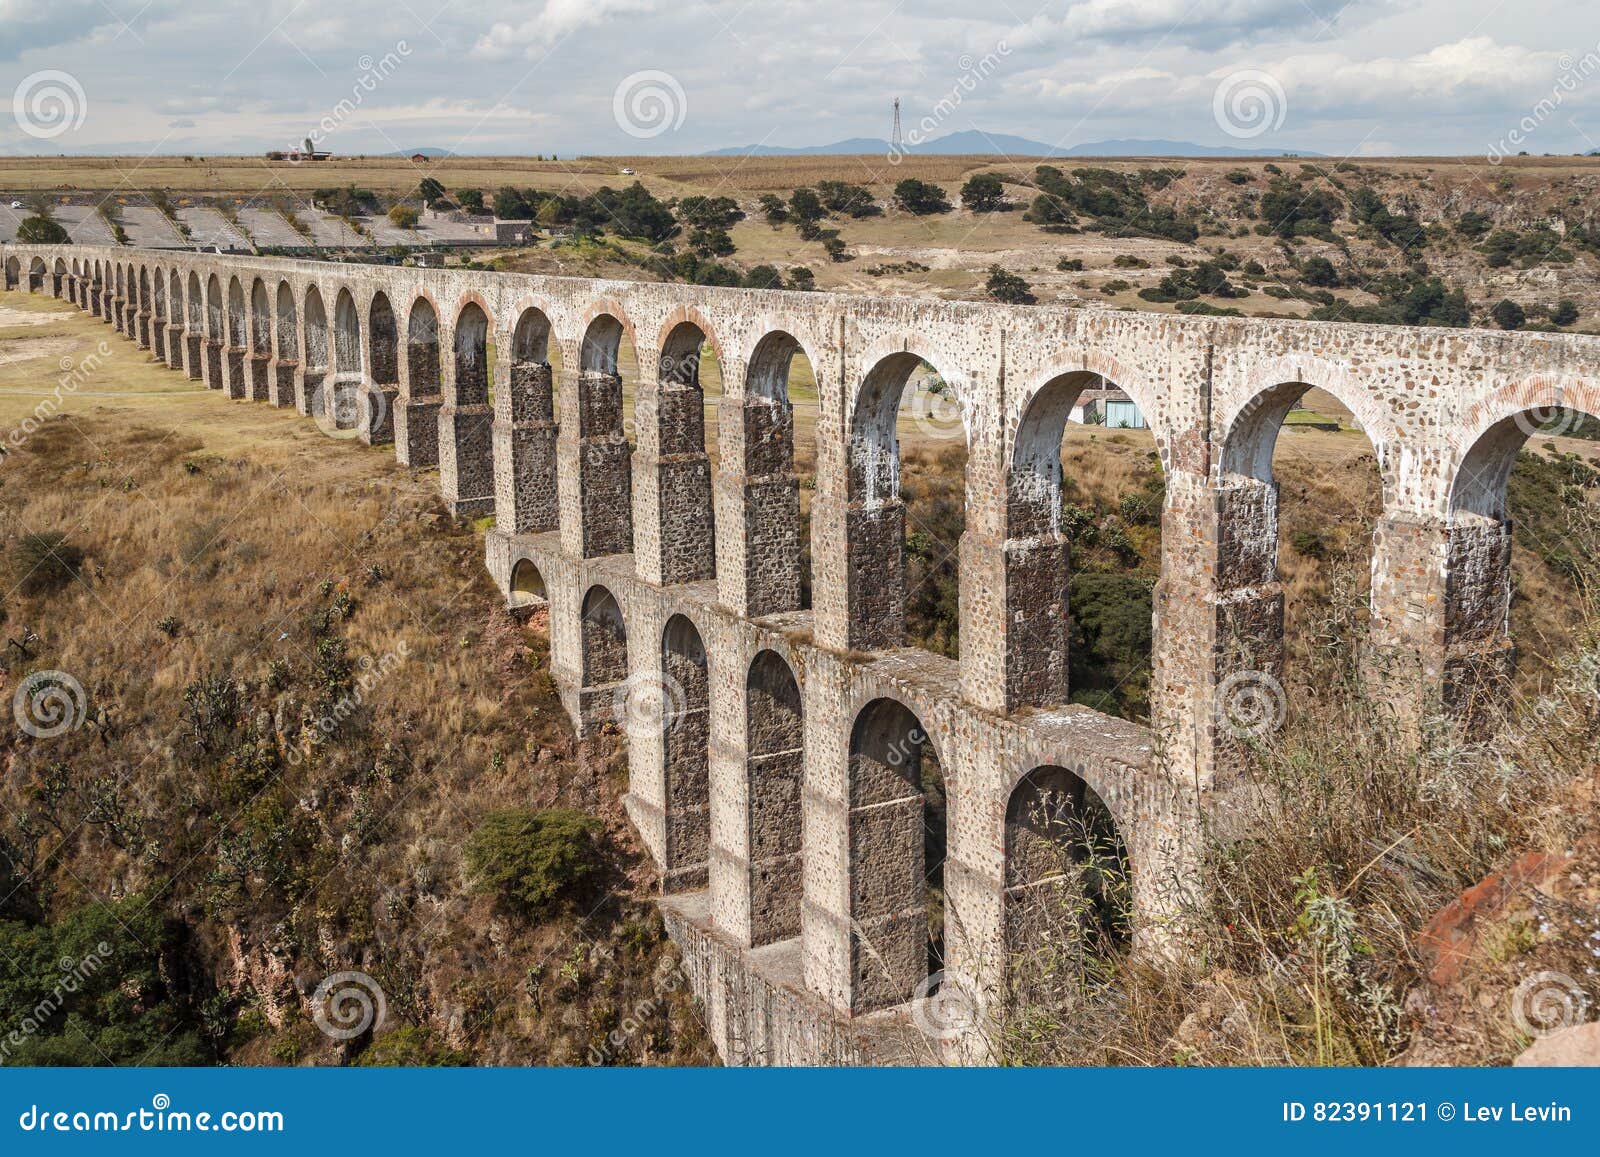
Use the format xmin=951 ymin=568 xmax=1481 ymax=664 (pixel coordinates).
xmin=1490 ymin=298 xmax=1527 ymax=330
xmin=1552 ymin=299 xmax=1580 ymax=327
xmin=15 ymin=532 xmax=84 ymax=594
xmin=465 ymin=808 xmax=602 ymax=917
xmin=387 ymin=204 xmax=419 ymax=229
xmin=985 ymin=266 xmax=1036 ymax=304
xmin=17 ymin=216 xmax=69 ymax=244
xmin=960 ymin=173 xmax=1006 ymax=212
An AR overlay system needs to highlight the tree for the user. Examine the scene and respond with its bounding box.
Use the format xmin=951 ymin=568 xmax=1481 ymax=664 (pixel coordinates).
xmin=788 ymin=187 xmax=824 ymax=226
xmin=1552 ymin=299 xmax=1580 ymax=327
xmin=456 ymin=188 xmax=484 ymax=212
xmin=894 ymin=178 xmax=951 ymax=214
xmin=688 ymin=226 xmax=735 ymax=258
xmin=464 ymin=808 xmax=601 ymax=917
xmin=387 ymin=204 xmax=420 ymax=229
xmin=822 ymin=236 xmax=849 ymax=262
xmin=758 ymin=193 xmax=788 ymax=225
xmin=493 ymin=187 xmax=530 ymax=219
xmin=1299 ymin=255 xmax=1339 ymax=287
xmin=814 ymin=180 xmax=877 ymax=217
xmin=786 ymin=267 xmax=816 ymax=291
xmin=985 ymin=266 xmax=1036 ymax=304
xmin=17 ymin=216 xmax=68 ymax=244
xmin=743 ymin=264 xmax=784 ymax=290
xmin=960 ymin=173 xmax=1006 ymax=212
xmin=417 ymin=177 xmax=445 ymax=205
xmin=1491 ymin=298 xmax=1527 ymax=330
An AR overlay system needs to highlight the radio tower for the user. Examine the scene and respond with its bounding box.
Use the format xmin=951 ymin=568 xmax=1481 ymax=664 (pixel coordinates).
xmin=891 ymin=98 xmax=902 ymax=149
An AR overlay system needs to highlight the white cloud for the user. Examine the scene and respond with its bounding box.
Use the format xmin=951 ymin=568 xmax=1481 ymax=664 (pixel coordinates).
xmin=471 ymin=0 xmax=663 ymax=60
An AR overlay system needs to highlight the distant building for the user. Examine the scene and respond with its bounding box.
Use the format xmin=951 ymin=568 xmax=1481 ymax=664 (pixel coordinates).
xmin=1071 ymin=386 xmax=1147 ymax=429
xmin=410 ymin=153 xmax=429 ymax=164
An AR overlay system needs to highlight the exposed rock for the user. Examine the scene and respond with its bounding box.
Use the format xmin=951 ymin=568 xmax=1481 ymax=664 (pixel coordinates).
xmin=1416 ymin=852 xmax=1572 ymax=986
xmin=1514 ymin=1022 xmax=1600 ymax=1066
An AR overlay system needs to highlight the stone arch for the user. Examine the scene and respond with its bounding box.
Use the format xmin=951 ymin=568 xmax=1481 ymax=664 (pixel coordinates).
xmin=226 ymin=276 xmax=247 ymax=348
xmin=744 ymin=649 xmax=803 ymax=945
xmin=844 ymin=349 xmax=970 ymax=652
xmin=452 ymin=301 xmax=490 ymax=406
xmin=726 ymin=329 xmax=815 ymax=615
xmin=1003 ymin=764 xmax=1131 ymax=1005
xmin=203 ymin=273 xmax=225 ymax=389
xmin=498 ymin=306 xmax=561 ymax=534
xmin=249 ymin=279 xmax=271 ymax=354
xmin=1218 ymin=376 xmax=1393 ymax=496
xmin=509 ymin=558 xmax=549 ymax=633
xmin=660 ymin=613 xmax=711 ymax=891
xmin=303 ymin=285 xmax=329 ymax=370
xmin=137 ymin=266 xmax=150 ymax=312
xmin=641 ymin=319 xmax=717 ymax=585
xmin=187 ymin=272 xmax=203 ymax=328
xmin=275 ymin=282 xmax=298 ymax=362
xmin=5 ymin=255 xmax=20 ymax=291
xmin=567 ymin=311 xmax=636 ymax=558
xmin=438 ymin=300 xmax=494 ymax=514
xmin=406 ymin=296 xmax=442 ymax=398
xmin=368 ymin=291 xmax=399 ymax=388
xmin=151 ymin=266 xmax=165 ymax=321
xmin=331 ymin=287 xmax=363 ymax=430
xmin=28 ymin=256 xmax=46 ymax=292
xmin=579 ymin=584 xmax=628 ymax=688
xmin=395 ymin=295 xmax=443 ymax=468
xmin=846 ymin=695 xmax=946 ymax=1012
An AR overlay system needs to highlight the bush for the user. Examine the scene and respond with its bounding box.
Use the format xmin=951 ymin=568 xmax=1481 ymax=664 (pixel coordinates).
xmin=15 ymin=532 xmax=84 ymax=594
xmin=387 ymin=204 xmax=419 ymax=229
xmin=1552 ymin=299 xmax=1580 ymax=327
xmin=985 ymin=266 xmax=1036 ymax=304
xmin=465 ymin=808 xmax=601 ymax=917
xmin=1490 ymin=298 xmax=1527 ymax=330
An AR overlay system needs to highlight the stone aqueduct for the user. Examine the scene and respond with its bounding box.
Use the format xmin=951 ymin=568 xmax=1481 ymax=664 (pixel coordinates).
xmin=7 ymin=242 xmax=1599 ymax=1062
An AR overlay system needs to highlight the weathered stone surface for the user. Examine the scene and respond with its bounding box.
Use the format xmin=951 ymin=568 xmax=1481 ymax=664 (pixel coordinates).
xmin=1514 ymin=1022 xmax=1600 ymax=1066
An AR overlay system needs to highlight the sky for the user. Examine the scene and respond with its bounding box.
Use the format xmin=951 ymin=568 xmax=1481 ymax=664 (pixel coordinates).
xmin=1 ymin=0 xmax=1598 ymax=159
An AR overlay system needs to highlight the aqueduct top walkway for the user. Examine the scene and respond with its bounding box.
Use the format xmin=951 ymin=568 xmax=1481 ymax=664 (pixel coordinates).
xmin=8 ymin=241 xmax=1597 ymax=1061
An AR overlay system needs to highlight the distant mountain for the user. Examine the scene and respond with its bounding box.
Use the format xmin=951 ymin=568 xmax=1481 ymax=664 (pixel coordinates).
xmin=386 ymin=147 xmax=454 ymax=158
xmin=706 ymin=129 xmax=1320 ymax=158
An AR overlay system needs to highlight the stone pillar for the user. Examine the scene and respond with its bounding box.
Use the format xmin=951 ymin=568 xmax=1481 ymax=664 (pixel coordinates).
xmin=166 ymin=322 xmax=186 ymax=373
xmin=186 ymin=331 xmax=205 ymax=382
xmin=268 ymin=354 xmax=297 ymax=407
xmin=89 ymin=281 xmax=102 ymax=317
xmin=135 ymin=307 xmax=152 ymax=350
xmin=248 ymin=352 xmax=271 ymax=402
xmin=800 ymin=656 xmax=853 ymax=1014
xmin=1151 ymin=471 xmax=1284 ymax=800
xmin=493 ymin=359 xmax=559 ymax=533
xmin=298 ymin=366 xmax=325 ymax=416
xmin=1368 ymin=512 xmax=1514 ymax=731
xmin=714 ymin=389 xmax=802 ymax=618
xmin=633 ymin=362 xmax=715 ymax=586
xmin=395 ymin=333 xmax=442 ymax=468
xmin=224 ymin=337 xmax=247 ymax=399
xmin=557 ymin=366 xmax=633 ymax=558
xmin=150 ymin=313 xmax=166 ymax=361
xmin=436 ymin=328 xmax=494 ymax=517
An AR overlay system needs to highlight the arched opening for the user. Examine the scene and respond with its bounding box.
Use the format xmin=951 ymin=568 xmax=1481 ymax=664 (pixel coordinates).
xmin=399 ymin=297 xmax=442 ymax=468
xmin=137 ymin=267 xmax=150 ymax=336
xmin=580 ymin=584 xmax=628 ymax=687
xmin=847 ymin=696 xmax=946 ymax=1012
xmin=56 ymin=257 xmax=70 ymax=298
xmin=644 ymin=320 xmax=718 ymax=583
xmin=847 ymin=353 xmax=967 ymax=654
xmin=28 ymin=256 xmax=46 ymax=293
xmin=368 ymin=292 xmax=399 ymax=390
xmin=509 ymin=558 xmax=549 ymax=633
xmin=149 ymin=267 xmax=166 ymax=359
xmin=4 ymin=256 xmax=20 ymax=291
xmin=1004 ymin=765 xmax=1130 ymax=1006
xmin=203 ymin=274 xmax=225 ymax=389
xmin=442 ymin=301 xmax=493 ymax=513
xmin=273 ymin=281 xmax=298 ymax=404
xmin=1009 ymin=371 xmax=1165 ymax=719
xmin=661 ymin=614 xmax=710 ymax=891
xmin=1444 ymin=404 xmax=1600 ymax=719
xmin=503 ymin=306 xmax=561 ymax=534
xmin=741 ymin=331 xmax=815 ymax=615
xmin=303 ymin=286 xmax=329 ymax=416
xmin=745 ymin=649 xmax=803 ymax=944
xmin=1221 ymin=381 xmax=1384 ymax=708
xmin=571 ymin=313 xmax=635 ymax=556
xmin=247 ymin=279 xmax=271 ymax=400
xmin=330 ymin=288 xmax=362 ymax=430
xmin=224 ymin=277 xmax=249 ymax=398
